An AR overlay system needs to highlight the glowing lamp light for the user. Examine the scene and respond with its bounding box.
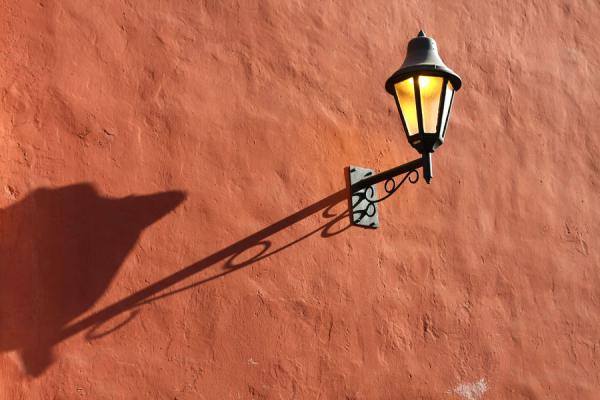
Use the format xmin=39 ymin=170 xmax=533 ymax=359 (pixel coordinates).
xmin=385 ymin=31 xmax=462 ymax=181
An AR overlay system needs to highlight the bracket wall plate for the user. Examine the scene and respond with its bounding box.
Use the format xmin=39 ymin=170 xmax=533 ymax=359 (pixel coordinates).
xmin=348 ymin=166 xmax=379 ymax=228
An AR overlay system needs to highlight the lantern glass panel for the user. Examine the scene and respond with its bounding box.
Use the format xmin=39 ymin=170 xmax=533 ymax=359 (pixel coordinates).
xmin=440 ymin=81 xmax=454 ymax=137
xmin=418 ymin=76 xmax=444 ymax=134
xmin=394 ymin=78 xmax=418 ymax=135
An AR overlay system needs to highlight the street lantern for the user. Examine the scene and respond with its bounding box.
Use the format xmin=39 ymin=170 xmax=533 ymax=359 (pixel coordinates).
xmin=348 ymin=31 xmax=462 ymax=228
xmin=385 ymin=30 xmax=462 ymax=182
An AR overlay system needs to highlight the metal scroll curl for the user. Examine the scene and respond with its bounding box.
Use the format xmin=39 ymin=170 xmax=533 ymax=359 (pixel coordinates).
xmin=366 ymin=168 xmax=420 ymax=204
xmin=349 ymin=159 xmax=425 ymax=227
xmin=352 ymin=169 xmax=419 ymax=220
xmin=351 ymin=168 xmax=420 ymax=225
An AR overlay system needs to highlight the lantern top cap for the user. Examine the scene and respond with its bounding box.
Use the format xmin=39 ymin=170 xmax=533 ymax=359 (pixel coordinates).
xmin=385 ymin=31 xmax=462 ymax=94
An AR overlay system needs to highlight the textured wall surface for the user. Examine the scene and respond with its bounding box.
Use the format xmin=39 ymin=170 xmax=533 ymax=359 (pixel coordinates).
xmin=0 ymin=1 xmax=599 ymax=398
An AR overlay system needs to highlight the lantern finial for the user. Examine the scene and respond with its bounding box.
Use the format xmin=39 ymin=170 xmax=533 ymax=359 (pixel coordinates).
xmin=385 ymin=33 xmax=462 ymax=94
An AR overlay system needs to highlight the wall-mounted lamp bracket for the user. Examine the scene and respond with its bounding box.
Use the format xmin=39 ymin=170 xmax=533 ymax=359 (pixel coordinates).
xmin=348 ymin=155 xmax=430 ymax=228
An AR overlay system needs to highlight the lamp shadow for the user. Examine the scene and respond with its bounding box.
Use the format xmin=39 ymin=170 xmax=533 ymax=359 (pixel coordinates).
xmin=0 ymin=184 xmax=186 ymax=376
xmin=1 ymin=179 xmax=351 ymax=377
xmin=55 ymin=186 xmax=351 ymax=369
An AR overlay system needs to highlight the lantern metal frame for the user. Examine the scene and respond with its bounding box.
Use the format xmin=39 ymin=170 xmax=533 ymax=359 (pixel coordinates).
xmin=348 ymin=31 xmax=461 ymax=228
xmin=388 ymin=73 xmax=455 ymax=155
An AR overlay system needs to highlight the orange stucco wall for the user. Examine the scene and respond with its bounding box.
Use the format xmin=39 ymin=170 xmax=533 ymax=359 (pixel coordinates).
xmin=1 ymin=1 xmax=599 ymax=398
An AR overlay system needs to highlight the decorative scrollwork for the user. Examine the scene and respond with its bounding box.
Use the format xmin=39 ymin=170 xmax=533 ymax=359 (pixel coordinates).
xmin=367 ymin=168 xmax=419 ymax=204
xmin=351 ymin=168 xmax=420 ymax=223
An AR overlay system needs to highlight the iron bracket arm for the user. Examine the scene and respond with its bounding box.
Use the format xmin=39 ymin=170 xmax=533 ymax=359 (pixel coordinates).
xmin=348 ymin=153 xmax=433 ymax=228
